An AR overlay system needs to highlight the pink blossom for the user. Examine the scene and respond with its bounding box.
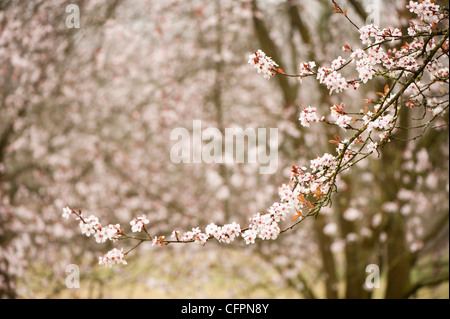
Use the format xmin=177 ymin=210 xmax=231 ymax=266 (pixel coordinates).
xmin=248 ymin=49 xmax=279 ymax=79
xmin=98 ymin=248 xmax=127 ymax=267
xmin=62 ymin=207 xmax=72 ymax=219
xmin=130 ymin=215 xmax=149 ymax=233
xmin=299 ymin=106 xmax=320 ymax=127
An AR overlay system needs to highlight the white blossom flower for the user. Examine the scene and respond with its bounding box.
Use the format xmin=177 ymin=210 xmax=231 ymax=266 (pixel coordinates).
xmin=366 ymin=142 xmax=378 ymax=153
xmin=130 ymin=215 xmax=149 ymax=233
xmin=299 ymin=106 xmax=320 ymax=127
xmin=98 ymin=248 xmax=127 ymax=267
xmin=62 ymin=206 xmax=72 ymax=219
xmin=248 ymin=49 xmax=279 ymax=79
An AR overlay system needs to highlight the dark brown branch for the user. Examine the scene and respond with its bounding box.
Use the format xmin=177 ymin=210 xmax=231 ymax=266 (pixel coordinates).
xmin=348 ymin=0 xmax=368 ymax=22
xmin=251 ymin=0 xmax=297 ymax=106
xmin=405 ymin=272 xmax=450 ymax=298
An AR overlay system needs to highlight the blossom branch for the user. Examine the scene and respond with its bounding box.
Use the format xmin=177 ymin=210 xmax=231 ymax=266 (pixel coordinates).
xmin=62 ymin=0 xmax=449 ymax=267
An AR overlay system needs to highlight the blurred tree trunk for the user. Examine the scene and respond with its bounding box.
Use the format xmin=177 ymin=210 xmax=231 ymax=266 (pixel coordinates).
xmin=0 ymin=216 xmax=17 ymax=298
xmin=336 ymin=176 xmax=370 ymax=299
xmin=213 ymin=0 xmax=233 ymax=220
xmin=385 ymin=213 xmax=412 ymax=298
xmin=314 ymin=215 xmax=339 ymax=298
xmin=251 ymin=0 xmax=298 ymax=108
xmin=380 ymin=105 xmax=413 ymax=299
xmin=0 ymin=263 xmax=16 ymax=298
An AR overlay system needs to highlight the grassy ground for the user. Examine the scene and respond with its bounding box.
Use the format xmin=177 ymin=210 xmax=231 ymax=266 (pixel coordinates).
xmin=20 ymin=246 xmax=449 ymax=299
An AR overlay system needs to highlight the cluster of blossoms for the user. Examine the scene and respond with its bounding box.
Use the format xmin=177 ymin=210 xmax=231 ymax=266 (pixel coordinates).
xmin=426 ymin=60 xmax=449 ymax=80
xmin=78 ymin=215 xmax=101 ymax=238
xmin=353 ymin=20 xmax=447 ymax=84
xmin=359 ymin=24 xmax=384 ymax=45
xmin=315 ymin=54 xmax=362 ymax=94
xmin=351 ymin=48 xmax=378 ymax=83
xmin=243 ymin=214 xmax=280 ymax=243
xmin=93 ymin=224 xmax=122 ymax=244
xmin=363 ymin=112 xmax=394 ymax=133
xmin=299 ymin=103 xmax=356 ymax=131
xmin=310 ymin=153 xmax=337 ymax=174
xmin=279 ymin=183 xmax=304 ymax=211
xmin=407 ymin=0 xmax=442 ymax=24
xmin=299 ymin=106 xmax=320 ymax=127
xmin=98 ymin=248 xmax=127 ymax=267
xmin=205 ymin=222 xmax=241 ymax=244
xmin=316 ymin=66 xmax=357 ymax=94
xmin=62 ymin=207 xmax=121 ymax=244
xmin=359 ymin=24 xmax=402 ymax=45
xmin=248 ymin=49 xmax=279 ymax=79
xmin=331 ymin=56 xmax=347 ymax=69
xmin=179 ymin=227 xmax=207 ymax=243
xmin=172 ymin=222 xmax=242 ymax=245
xmin=298 ymin=61 xmax=316 ymax=83
xmin=242 ymin=202 xmax=291 ymax=244
xmin=62 ymin=209 xmax=154 ymax=265
xmin=285 ymin=153 xmax=342 ymax=199
xmin=283 ymin=156 xmax=338 ymax=210
xmin=330 ymin=103 xmax=354 ymax=130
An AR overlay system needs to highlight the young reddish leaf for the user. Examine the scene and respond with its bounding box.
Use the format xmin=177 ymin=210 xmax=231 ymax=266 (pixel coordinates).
xmin=291 ymin=210 xmax=303 ymax=221
xmin=329 ymin=133 xmax=341 ymax=145
xmin=298 ymin=193 xmax=306 ymax=202
xmin=329 ymin=139 xmax=339 ymax=145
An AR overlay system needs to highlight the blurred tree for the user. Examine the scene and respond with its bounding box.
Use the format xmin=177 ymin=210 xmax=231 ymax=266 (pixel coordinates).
xmin=247 ymin=0 xmax=449 ymax=299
